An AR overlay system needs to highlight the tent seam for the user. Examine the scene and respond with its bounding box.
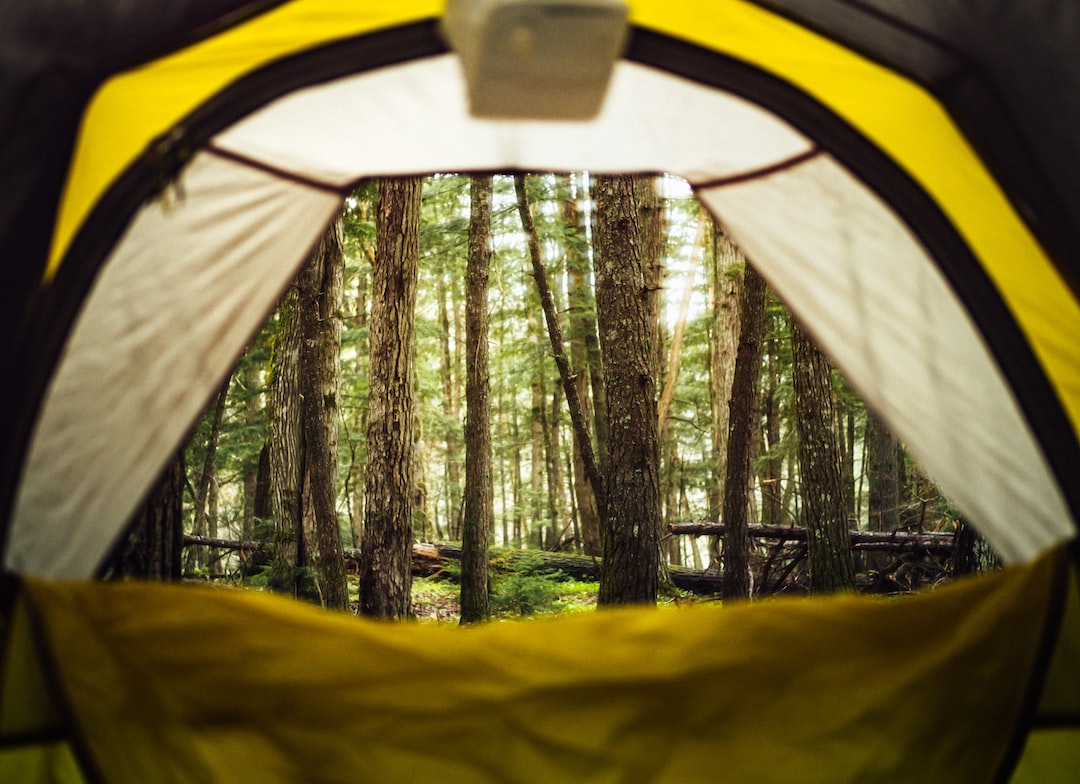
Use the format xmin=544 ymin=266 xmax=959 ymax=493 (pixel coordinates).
xmin=204 ymin=143 xmax=354 ymax=197
xmin=692 ymin=146 xmax=821 ymax=189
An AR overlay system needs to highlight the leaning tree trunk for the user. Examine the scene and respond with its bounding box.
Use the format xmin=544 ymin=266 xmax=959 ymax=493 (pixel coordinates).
xmin=563 ymin=176 xmax=603 ymax=556
xmin=792 ymin=318 xmax=856 ymax=594
xmin=721 ymin=260 xmax=766 ymax=601
xmin=298 ymin=218 xmax=348 ymax=610
xmin=593 ymin=174 xmax=662 ymax=606
xmin=359 ymin=177 xmax=422 ymax=619
xmin=514 ymin=175 xmax=606 ymax=524
xmin=460 ymin=174 xmax=494 ymax=624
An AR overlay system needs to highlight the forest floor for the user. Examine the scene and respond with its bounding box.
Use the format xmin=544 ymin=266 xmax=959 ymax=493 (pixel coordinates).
xmin=358 ymin=571 xmax=606 ymax=624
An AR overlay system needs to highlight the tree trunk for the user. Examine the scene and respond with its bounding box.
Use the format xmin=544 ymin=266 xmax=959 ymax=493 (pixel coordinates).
xmin=709 ymin=221 xmax=743 ymax=568
xmin=346 ymin=194 xmax=375 ymax=547
xmin=266 ymin=279 xmax=303 ymax=596
xmin=360 ymin=177 xmax=422 ymax=619
xmin=721 ymin=260 xmax=766 ymax=601
xmin=240 ymin=358 xmax=263 ymax=544
xmin=593 ymin=174 xmax=662 ymax=606
xmin=461 ymin=175 xmax=494 ymax=623
xmin=564 ymin=177 xmax=603 ymax=556
xmin=792 ymin=319 xmax=857 ymax=594
xmin=106 ymin=449 xmax=185 ymax=580
xmin=297 ymin=218 xmax=348 ymax=610
xmin=530 ymin=344 xmax=546 ymax=544
xmin=952 ymin=517 xmax=999 ymax=576
xmin=437 ymin=267 xmax=462 ymax=539
xmin=866 ymin=409 xmax=900 ymax=532
xmin=186 ymin=381 xmax=228 ymax=574
xmin=514 ymin=175 xmax=606 ymax=525
xmin=760 ymin=337 xmax=784 ymax=527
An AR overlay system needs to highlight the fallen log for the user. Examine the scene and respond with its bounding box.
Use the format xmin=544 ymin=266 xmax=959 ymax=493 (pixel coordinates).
xmin=667 ymin=523 xmax=955 ymax=554
xmin=183 ymin=536 xmax=724 ymax=595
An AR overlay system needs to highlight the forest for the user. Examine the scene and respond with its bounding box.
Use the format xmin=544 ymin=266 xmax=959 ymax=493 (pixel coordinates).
xmin=109 ymin=173 xmax=998 ymax=621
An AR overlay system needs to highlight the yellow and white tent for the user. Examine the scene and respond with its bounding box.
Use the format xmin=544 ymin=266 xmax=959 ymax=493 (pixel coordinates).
xmin=1 ymin=1 xmax=1078 ymax=780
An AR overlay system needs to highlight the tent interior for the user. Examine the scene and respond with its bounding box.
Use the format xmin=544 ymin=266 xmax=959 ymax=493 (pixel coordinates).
xmin=1 ymin=1 xmax=1079 ymax=781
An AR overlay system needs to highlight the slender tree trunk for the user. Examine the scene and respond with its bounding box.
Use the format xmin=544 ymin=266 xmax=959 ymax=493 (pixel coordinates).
xmin=514 ymin=175 xmax=606 ymax=523
xmin=721 ymin=261 xmax=766 ymax=601
xmin=547 ymin=384 xmax=565 ymax=548
xmin=437 ymin=269 xmax=462 ymax=539
xmin=657 ymin=215 xmax=704 ymax=428
xmin=866 ymin=409 xmax=900 ymax=532
xmin=347 ymin=197 xmax=374 ymax=548
xmin=241 ymin=356 xmax=264 ymax=540
xmin=792 ymin=319 xmax=856 ymax=594
xmin=511 ymin=413 xmax=524 ymax=545
xmin=579 ymin=177 xmax=610 ymax=472
xmin=709 ymin=221 xmax=742 ymax=567
xmin=760 ymin=338 xmax=784 ymax=527
xmin=297 ymin=219 xmax=348 ymax=610
xmin=360 ymin=177 xmax=422 ymax=619
xmin=593 ymin=174 xmax=662 ymax=606
xmin=186 ymin=382 xmax=228 ymax=574
xmin=266 ymin=281 xmax=303 ymax=596
xmin=564 ymin=177 xmax=603 ymax=556
xmin=461 ymin=175 xmax=494 ymax=623
xmin=530 ymin=345 xmax=546 ymax=545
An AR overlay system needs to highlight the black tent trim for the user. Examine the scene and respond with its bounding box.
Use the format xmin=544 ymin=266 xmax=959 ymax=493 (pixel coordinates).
xmin=748 ymin=0 xmax=1080 ymax=295
xmin=625 ymin=29 xmax=1080 ymax=534
xmin=3 ymin=17 xmax=1078 ymax=569
xmin=0 ymin=21 xmax=448 ymax=558
xmin=992 ymin=546 xmax=1072 ymax=783
xmin=12 ymin=584 xmax=106 ymax=784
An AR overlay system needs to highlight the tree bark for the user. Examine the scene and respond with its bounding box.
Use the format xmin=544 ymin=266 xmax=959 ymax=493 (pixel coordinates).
xmin=514 ymin=175 xmax=606 ymax=522
xmin=563 ymin=177 xmax=603 ymax=556
xmin=460 ymin=175 xmax=494 ymax=623
xmin=709 ymin=221 xmax=743 ymax=567
xmin=107 ymin=449 xmax=185 ymax=580
xmin=437 ymin=266 xmax=462 ymax=539
xmin=360 ymin=177 xmax=422 ymax=619
xmin=593 ymin=174 xmax=662 ymax=606
xmin=297 ymin=219 xmax=348 ymax=610
xmin=760 ymin=335 xmax=784 ymax=527
xmin=951 ymin=517 xmax=999 ymax=575
xmin=721 ymin=260 xmax=766 ymax=601
xmin=266 ymin=278 xmax=303 ymax=596
xmin=792 ymin=319 xmax=857 ymax=594
xmin=186 ymin=381 xmax=228 ymax=574
xmin=866 ymin=409 xmax=900 ymax=532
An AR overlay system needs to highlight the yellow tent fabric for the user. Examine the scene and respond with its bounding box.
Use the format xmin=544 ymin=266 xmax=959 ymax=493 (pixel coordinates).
xmin=47 ymin=0 xmax=1080 ymax=436
xmin=1 ymin=547 xmax=1068 ymax=783
xmin=14 ymin=0 xmax=1076 ymax=581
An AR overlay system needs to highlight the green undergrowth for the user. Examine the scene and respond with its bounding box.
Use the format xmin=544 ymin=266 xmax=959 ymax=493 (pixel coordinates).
xmin=412 ymin=553 xmax=599 ymax=622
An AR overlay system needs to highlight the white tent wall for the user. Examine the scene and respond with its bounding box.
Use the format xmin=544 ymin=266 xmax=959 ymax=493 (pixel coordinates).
xmin=698 ymin=161 xmax=1072 ymax=560
xmin=6 ymin=157 xmax=343 ymax=578
xmin=4 ymin=57 xmax=1072 ymax=577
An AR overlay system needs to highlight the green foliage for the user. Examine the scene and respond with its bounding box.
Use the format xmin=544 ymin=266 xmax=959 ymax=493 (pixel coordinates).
xmin=491 ymin=570 xmax=567 ymax=616
xmin=489 ymin=552 xmax=595 ymax=617
xmin=179 ymin=170 xmax=960 ymax=603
